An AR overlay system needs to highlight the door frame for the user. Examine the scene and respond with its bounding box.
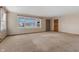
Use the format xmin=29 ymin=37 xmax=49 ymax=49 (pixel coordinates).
xmin=46 ymin=19 xmax=51 ymax=31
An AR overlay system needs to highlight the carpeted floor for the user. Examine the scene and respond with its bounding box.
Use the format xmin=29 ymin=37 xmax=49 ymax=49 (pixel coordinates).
xmin=0 ymin=32 xmax=79 ymax=52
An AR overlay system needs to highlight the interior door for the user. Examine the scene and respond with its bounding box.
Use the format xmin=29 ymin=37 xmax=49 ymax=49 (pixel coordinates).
xmin=46 ymin=19 xmax=50 ymax=31
xmin=54 ymin=19 xmax=58 ymax=32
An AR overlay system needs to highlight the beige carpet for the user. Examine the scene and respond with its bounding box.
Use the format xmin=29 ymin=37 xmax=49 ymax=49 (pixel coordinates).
xmin=0 ymin=32 xmax=79 ymax=52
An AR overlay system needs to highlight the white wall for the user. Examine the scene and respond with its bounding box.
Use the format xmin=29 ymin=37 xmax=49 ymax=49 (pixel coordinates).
xmin=59 ymin=14 xmax=79 ymax=34
xmin=8 ymin=12 xmax=46 ymax=35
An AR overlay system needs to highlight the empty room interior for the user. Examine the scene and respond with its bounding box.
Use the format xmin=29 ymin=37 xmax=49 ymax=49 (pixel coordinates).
xmin=1 ymin=6 xmax=79 ymax=52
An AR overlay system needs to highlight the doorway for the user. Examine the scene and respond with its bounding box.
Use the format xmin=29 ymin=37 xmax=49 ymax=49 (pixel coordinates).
xmin=46 ymin=19 xmax=50 ymax=31
xmin=54 ymin=19 xmax=59 ymax=32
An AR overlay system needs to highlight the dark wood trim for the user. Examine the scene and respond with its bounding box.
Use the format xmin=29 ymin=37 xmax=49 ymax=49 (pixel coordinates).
xmin=46 ymin=19 xmax=51 ymax=31
xmin=0 ymin=6 xmax=8 ymax=43
xmin=54 ymin=19 xmax=59 ymax=32
xmin=17 ymin=14 xmax=52 ymax=19
xmin=0 ymin=6 xmax=8 ymax=13
xmin=59 ymin=32 xmax=79 ymax=36
xmin=8 ymin=31 xmax=46 ymax=36
xmin=0 ymin=6 xmax=3 ymax=8
xmin=0 ymin=35 xmax=8 ymax=43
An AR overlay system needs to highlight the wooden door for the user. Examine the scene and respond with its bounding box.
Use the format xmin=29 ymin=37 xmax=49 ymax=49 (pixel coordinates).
xmin=46 ymin=19 xmax=50 ymax=31
xmin=54 ymin=19 xmax=58 ymax=32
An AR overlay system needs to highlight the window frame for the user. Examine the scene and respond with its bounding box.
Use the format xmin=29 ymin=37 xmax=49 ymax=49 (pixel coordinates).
xmin=0 ymin=7 xmax=7 ymax=33
xmin=17 ymin=16 xmax=41 ymax=29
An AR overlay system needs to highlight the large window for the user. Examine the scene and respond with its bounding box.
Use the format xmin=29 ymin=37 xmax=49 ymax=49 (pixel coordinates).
xmin=0 ymin=8 xmax=7 ymax=32
xmin=17 ymin=16 xmax=41 ymax=29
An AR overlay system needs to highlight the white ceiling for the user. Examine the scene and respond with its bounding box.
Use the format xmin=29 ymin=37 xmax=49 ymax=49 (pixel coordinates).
xmin=6 ymin=6 xmax=79 ymax=17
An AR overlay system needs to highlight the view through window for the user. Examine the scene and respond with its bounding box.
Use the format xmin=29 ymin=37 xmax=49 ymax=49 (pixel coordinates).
xmin=0 ymin=8 xmax=7 ymax=32
xmin=17 ymin=16 xmax=41 ymax=29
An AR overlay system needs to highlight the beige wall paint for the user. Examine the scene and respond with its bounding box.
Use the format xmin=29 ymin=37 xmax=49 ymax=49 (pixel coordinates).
xmin=59 ymin=14 xmax=79 ymax=34
xmin=8 ymin=12 xmax=46 ymax=35
xmin=8 ymin=12 xmax=79 ymax=35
